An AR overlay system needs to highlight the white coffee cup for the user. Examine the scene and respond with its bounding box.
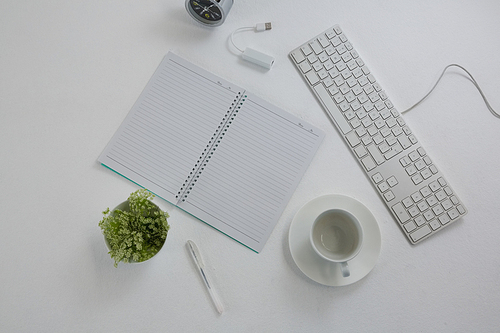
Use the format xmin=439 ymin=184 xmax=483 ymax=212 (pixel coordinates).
xmin=310 ymin=209 xmax=364 ymax=277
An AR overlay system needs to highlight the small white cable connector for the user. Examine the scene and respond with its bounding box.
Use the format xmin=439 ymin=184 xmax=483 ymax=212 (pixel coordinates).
xmin=230 ymin=23 xmax=275 ymax=70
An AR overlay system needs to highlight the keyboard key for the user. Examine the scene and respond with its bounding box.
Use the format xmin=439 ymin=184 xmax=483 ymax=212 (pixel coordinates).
xmin=300 ymin=44 xmax=313 ymax=56
xmin=411 ymin=174 xmax=423 ymax=185
xmin=354 ymin=145 xmax=367 ymax=158
xmin=307 ymin=53 xmax=318 ymax=63
xmin=309 ymin=40 xmax=323 ymax=54
xmin=421 ymin=168 xmax=432 ymax=180
xmin=345 ymin=131 xmax=360 ymax=147
xmin=432 ymin=205 xmax=444 ymax=216
xmin=404 ymin=221 xmax=417 ymax=232
xmin=400 ymin=156 xmax=411 ymax=167
xmin=411 ymin=191 xmax=423 ymax=202
xmin=439 ymin=214 xmax=451 ymax=225
xmin=291 ymin=50 xmax=305 ymax=63
xmin=408 ymin=206 xmax=420 ymax=217
xmin=426 ymin=195 xmax=438 ymax=207
xmin=392 ymin=203 xmax=410 ymax=224
xmin=318 ymin=52 xmax=329 ymax=63
xmin=441 ymin=199 xmax=453 ymax=211
xmin=372 ymin=172 xmax=384 ymax=184
xmin=409 ymin=150 xmax=419 ymax=161
xmin=305 ymin=71 xmax=319 ymax=85
xmin=429 ymin=220 xmax=441 ymax=230
xmin=414 ymin=215 xmax=426 ymax=227
xmin=438 ymin=177 xmax=447 ymax=186
xmin=387 ymin=176 xmax=398 ymax=187
xmin=429 ymin=181 xmax=440 ymax=192
xmin=361 ymin=155 xmax=376 ymax=171
xmin=420 ymin=186 xmax=432 ymax=197
xmin=448 ymin=208 xmax=460 ymax=220
xmin=312 ymin=62 xmax=323 ymax=71
xmin=298 ymin=62 xmax=312 ymax=73
xmin=417 ymin=201 xmax=429 ymax=212
xmin=435 ymin=190 xmax=447 ymax=201
xmin=402 ymin=197 xmax=413 ymax=208
xmin=424 ymin=210 xmax=435 ymax=221
xmin=313 ymin=83 xmax=351 ymax=134
xmin=410 ymin=225 xmax=432 ymax=242
xmin=318 ymin=35 xmax=330 ymax=48
xmin=384 ymin=190 xmax=395 ymax=202
xmin=378 ymin=182 xmax=389 ymax=192
xmin=367 ymin=144 xmax=385 ymax=165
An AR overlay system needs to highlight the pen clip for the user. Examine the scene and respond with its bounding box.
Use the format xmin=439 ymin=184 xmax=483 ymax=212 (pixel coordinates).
xmin=187 ymin=240 xmax=205 ymax=268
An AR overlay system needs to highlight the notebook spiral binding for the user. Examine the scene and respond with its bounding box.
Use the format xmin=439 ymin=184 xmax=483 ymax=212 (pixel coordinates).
xmin=176 ymin=91 xmax=246 ymax=203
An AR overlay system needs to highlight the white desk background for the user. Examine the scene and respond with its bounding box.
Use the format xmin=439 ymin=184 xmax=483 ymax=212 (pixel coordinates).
xmin=1 ymin=0 xmax=499 ymax=332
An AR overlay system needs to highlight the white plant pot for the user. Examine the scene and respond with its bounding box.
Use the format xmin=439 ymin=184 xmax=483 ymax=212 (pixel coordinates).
xmin=103 ymin=200 xmax=166 ymax=264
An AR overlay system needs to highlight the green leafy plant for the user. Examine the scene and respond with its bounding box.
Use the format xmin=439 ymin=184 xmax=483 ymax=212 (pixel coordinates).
xmin=99 ymin=189 xmax=170 ymax=267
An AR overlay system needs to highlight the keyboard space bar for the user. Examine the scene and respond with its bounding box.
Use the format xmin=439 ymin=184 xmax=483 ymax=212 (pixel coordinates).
xmin=314 ymin=83 xmax=351 ymax=134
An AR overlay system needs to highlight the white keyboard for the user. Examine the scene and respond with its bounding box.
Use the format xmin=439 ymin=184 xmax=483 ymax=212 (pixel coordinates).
xmin=289 ymin=25 xmax=467 ymax=244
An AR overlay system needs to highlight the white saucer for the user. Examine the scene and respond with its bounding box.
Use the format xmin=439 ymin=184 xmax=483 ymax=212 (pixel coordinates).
xmin=288 ymin=194 xmax=381 ymax=286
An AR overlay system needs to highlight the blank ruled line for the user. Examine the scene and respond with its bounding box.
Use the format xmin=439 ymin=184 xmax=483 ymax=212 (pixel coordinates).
xmin=186 ymin=190 xmax=269 ymax=236
xmin=183 ymin=200 xmax=262 ymax=243
xmin=193 ymin=170 xmax=282 ymax=215
xmin=244 ymin=98 xmax=322 ymax=138
xmin=125 ymin=117 xmax=204 ymax=162
xmin=216 ymin=130 xmax=304 ymax=176
xmin=115 ymin=132 xmax=186 ymax=174
xmin=207 ymin=152 xmax=294 ymax=195
xmin=207 ymin=157 xmax=292 ymax=200
xmin=110 ymin=142 xmax=185 ymax=190
xmin=167 ymin=58 xmax=243 ymax=95
xmin=228 ymin=118 xmax=311 ymax=161
xmin=158 ymin=69 xmax=236 ymax=102
xmin=146 ymin=88 xmax=224 ymax=124
xmin=116 ymin=129 xmax=194 ymax=180
xmin=132 ymin=108 xmax=209 ymax=150
xmin=105 ymin=155 xmax=176 ymax=196
xmin=148 ymin=82 xmax=228 ymax=121
xmin=239 ymin=103 xmax=318 ymax=151
xmin=135 ymin=105 xmax=213 ymax=146
xmin=187 ymin=192 xmax=269 ymax=235
xmin=237 ymin=109 xmax=317 ymax=153
xmin=224 ymin=121 xmax=307 ymax=167
xmin=144 ymin=89 xmax=225 ymax=129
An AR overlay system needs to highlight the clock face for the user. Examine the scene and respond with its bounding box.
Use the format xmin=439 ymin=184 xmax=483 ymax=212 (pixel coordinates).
xmin=188 ymin=0 xmax=222 ymax=22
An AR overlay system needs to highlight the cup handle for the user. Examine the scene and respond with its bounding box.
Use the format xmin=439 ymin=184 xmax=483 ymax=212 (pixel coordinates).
xmin=340 ymin=262 xmax=350 ymax=278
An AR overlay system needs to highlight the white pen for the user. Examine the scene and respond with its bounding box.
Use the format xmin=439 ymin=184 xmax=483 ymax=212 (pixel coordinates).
xmin=186 ymin=240 xmax=224 ymax=315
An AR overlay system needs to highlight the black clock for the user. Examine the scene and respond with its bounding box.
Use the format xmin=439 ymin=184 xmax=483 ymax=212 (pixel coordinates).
xmin=185 ymin=0 xmax=234 ymax=27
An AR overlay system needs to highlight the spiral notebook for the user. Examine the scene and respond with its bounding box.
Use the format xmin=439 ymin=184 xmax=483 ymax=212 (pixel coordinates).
xmin=98 ymin=52 xmax=324 ymax=252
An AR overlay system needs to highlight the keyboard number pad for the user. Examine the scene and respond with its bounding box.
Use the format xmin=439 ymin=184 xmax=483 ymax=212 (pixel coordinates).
xmin=391 ymin=177 xmax=467 ymax=243
xmin=399 ymin=148 xmax=438 ymax=185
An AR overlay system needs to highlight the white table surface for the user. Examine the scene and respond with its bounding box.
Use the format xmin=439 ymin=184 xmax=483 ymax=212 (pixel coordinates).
xmin=2 ymin=1 xmax=500 ymax=332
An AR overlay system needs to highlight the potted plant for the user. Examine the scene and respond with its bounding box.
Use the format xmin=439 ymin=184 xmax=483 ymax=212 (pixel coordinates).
xmin=99 ymin=189 xmax=170 ymax=267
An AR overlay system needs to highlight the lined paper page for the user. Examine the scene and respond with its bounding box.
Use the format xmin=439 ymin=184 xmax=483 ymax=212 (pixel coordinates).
xmin=98 ymin=53 xmax=243 ymax=203
xmin=178 ymin=93 xmax=324 ymax=252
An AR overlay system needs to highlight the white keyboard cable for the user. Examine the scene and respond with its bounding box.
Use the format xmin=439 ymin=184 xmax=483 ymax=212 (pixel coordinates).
xmin=229 ymin=23 xmax=275 ymax=69
xmin=402 ymin=64 xmax=500 ymax=119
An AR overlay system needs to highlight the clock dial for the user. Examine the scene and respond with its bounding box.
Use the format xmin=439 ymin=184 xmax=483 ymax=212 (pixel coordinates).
xmin=189 ymin=0 xmax=222 ymax=22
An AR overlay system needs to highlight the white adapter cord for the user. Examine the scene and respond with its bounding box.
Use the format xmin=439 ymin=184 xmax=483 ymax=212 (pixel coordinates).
xmin=229 ymin=23 xmax=275 ymax=69
xmin=402 ymin=64 xmax=500 ymax=119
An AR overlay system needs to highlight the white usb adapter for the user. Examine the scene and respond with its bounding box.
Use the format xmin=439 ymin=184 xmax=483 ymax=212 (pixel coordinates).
xmin=241 ymin=47 xmax=275 ymax=69
xmin=230 ymin=22 xmax=275 ymax=70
